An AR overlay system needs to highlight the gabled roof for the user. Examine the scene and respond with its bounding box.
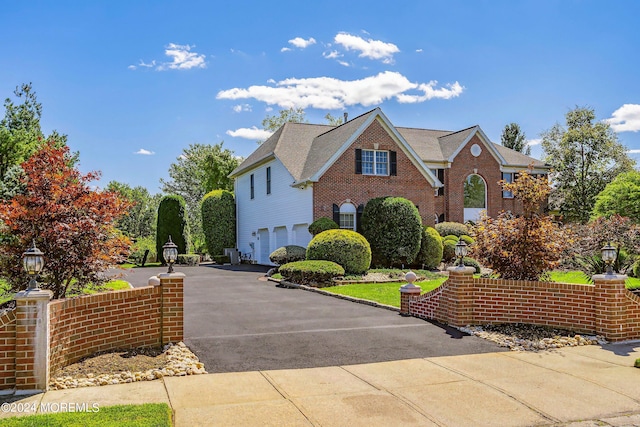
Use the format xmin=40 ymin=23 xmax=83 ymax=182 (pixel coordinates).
xmin=229 ymin=107 xmax=549 ymax=183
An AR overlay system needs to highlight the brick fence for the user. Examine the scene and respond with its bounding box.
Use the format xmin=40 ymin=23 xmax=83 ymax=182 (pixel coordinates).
xmin=401 ymin=267 xmax=640 ymax=342
xmin=0 ymin=272 xmax=184 ymax=394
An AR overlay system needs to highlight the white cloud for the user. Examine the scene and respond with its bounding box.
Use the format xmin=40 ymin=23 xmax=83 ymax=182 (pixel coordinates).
xmin=128 ymin=60 xmax=156 ymax=70
xmin=288 ymin=37 xmax=316 ymax=49
xmin=157 ymin=43 xmax=206 ymax=70
xmin=226 ymin=127 xmax=274 ymax=140
xmin=416 ymin=49 xmax=423 ymax=53
xmin=323 ymin=50 xmax=342 ymax=59
xmin=627 ymin=149 xmax=640 ymax=154
xmin=606 ymin=104 xmax=640 ymax=132
xmin=281 ymin=47 xmax=292 ymax=52
xmin=217 ymin=71 xmax=463 ymax=109
xmin=135 ymin=148 xmax=155 ymax=155
xmin=527 ymin=138 xmax=542 ymax=146
xmin=337 ymin=61 xmax=350 ymax=67
xmin=334 ymin=32 xmax=399 ymax=63
xmin=233 ymin=104 xmax=252 ymax=113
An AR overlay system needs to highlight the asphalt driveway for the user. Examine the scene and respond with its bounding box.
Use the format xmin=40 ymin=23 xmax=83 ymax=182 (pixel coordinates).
xmin=119 ymin=264 xmax=504 ymax=373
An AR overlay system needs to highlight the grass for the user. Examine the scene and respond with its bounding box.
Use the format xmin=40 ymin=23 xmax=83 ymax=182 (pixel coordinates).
xmin=0 ymin=279 xmax=132 ymax=304
xmin=119 ymin=262 xmax=162 ymax=269
xmin=0 ymin=403 xmax=171 ymax=427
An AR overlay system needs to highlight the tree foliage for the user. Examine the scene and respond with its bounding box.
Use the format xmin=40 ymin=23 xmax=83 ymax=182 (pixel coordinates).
xmin=360 ymin=196 xmax=422 ymax=267
xmin=0 ymin=83 xmax=67 ymax=186
xmin=0 ymin=141 xmax=131 ymax=299
xmin=324 ymin=113 xmax=344 ymax=126
xmin=107 ymin=181 xmax=160 ymax=239
xmin=541 ymin=106 xmax=635 ymax=223
xmin=156 ymin=195 xmax=189 ymax=263
xmin=262 ymin=107 xmax=308 ymax=133
xmin=201 ymin=189 xmax=236 ymax=256
xmin=160 ymin=142 xmax=240 ymax=252
xmin=592 ymin=171 xmax=640 ymax=222
xmin=472 ymin=169 xmax=571 ymax=280
xmin=501 ymin=123 xmax=530 ymax=155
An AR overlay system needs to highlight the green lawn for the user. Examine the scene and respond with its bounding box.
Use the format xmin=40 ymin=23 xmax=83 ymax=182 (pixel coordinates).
xmin=323 ymin=276 xmax=448 ymax=308
xmin=0 ymin=403 xmax=171 ymax=427
xmin=0 ymin=279 xmax=132 ymax=305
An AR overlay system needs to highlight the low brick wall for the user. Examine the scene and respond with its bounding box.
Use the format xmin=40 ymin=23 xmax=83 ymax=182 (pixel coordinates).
xmin=0 ymin=272 xmax=184 ymax=393
xmin=406 ymin=268 xmax=640 ymax=342
xmin=0 ymin=309 xmax=16 ymax=391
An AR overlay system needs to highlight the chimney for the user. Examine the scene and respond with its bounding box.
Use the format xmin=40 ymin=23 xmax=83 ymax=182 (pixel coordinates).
xmin=343 ymin=112 xmax=348 ymax=123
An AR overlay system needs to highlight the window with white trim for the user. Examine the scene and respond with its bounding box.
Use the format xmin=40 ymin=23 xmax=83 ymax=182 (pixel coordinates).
xmin=502 ymin=172 xmax=514 ymax=198
xmin=362 ymin=150 xmax=388 ymax=175
xmin=339 ymin=203 xmax=356 ymax=230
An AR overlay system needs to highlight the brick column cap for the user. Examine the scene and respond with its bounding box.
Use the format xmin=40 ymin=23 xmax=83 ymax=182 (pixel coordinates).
xmin=400 ymin=283 xmax=422 ymax=294
xmin=446 ymin=266 xmax=475 ymax=275
xmin=14 ymin=289 xmax=53 ymax=301
xmin=592 ymin=274 xmax=628 ymax=282
xmin=159 ymin=272 xmax=186 ymax=279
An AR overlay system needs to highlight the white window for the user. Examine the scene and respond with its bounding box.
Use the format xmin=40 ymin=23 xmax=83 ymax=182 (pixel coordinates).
xmin=502 ymin=172 xmax=514 ymax=198
xmin=339 ymin=203 xmax=356 ymax=230
xmin=362 ymin=150 xmax=388 ymax=175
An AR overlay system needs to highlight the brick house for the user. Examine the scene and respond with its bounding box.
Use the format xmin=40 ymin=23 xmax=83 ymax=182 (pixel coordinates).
xmin=229 ymin=108 xmax=548 ymax=265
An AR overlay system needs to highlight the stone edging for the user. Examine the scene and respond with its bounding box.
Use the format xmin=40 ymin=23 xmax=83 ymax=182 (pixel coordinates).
xmin=269 ymin=278 xmax=400 ymax=313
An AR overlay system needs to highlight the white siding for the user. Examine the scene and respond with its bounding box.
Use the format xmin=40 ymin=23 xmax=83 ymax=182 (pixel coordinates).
xmin=235 ymin=159 xmax=313 ymax=265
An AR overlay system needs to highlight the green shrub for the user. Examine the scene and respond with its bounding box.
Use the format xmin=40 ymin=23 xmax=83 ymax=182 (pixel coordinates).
xmin=635 ymin=358 xmax=640 ymax=368
xmin=460 ymin=234 xmax=474 ymax=245
xmin=156 ymin=195 xmax=189 ymax=264
xmin=442 ymin=240 xmax=457 ymax=263
xmin=435 ymin=222 xmax=469 ymax=238
xmin=443 ymin=235 xmax=459 ymax=242
xmin=633 ymin=260 xmax=640 ymax=278
xmin=213 ymin=255 xmax=231 ymax=264
xmin=129 ymin=236 xmax=157 ymax=265
xmin=360 ymin=196 xmax=422 ymax=267
xmin=269 ymin=245 xmax=307 ymax=265
xmin=461 ymin=256 xmax=481 ymax=273
xmin=279 ymin=260 xmax=345 ymax=287
xmin=201 ymin=190 xmax=236 ymax=256
xmin=306 ymin=229 xmax=371 ymax=274
xmin=177 ymin=254 xmax=200 ymax=266
xmin=412 ymin=226 xmax=444 ymax=270
xmin=308 ymin=217 xmax=339 ymax=235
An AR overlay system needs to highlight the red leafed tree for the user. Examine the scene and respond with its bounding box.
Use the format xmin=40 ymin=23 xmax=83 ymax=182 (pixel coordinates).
xmin=471 ymin=168 xmax=572 ymax=281
xmin=0 ymin=140 xmax=132 ymax=298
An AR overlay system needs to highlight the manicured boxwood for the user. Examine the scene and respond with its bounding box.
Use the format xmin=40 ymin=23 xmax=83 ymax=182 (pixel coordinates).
xmin=442 ymin=240 xmax=457 ymax=263
xmin=461 ymin=256 xmax=481 ymax=273
xmin=460 ymin=234 xmax=475 ymax=245
xmin=412 ymin=226 xmax=444 ymax=270
xmin=279 ymin=260 xmax=345 ymax=287
xmin=308 ymin=217 xmax=339 ymax=235
xmin=306 ymin=229 xmax=371 ymax=274
xmin=156 ymin=195 xmax=189 ymax=264
xmin=213 ymin=255 xmax=231 ymax=264
xmin=177 ymin=254 xmax=200 ymax=266
xmin=443 ymin=234 xmax=459 ymax=242
xmin=201 ymin=190 xmax=236 ymax=256
xmin=269 ymin=245 xmax=307 ymax=265
xmin=435 ymin=222 xmax=469 ymax=238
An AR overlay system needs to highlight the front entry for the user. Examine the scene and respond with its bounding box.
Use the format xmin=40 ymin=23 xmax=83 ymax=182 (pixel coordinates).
xmin=464 ymin=174 xmax=486 ymax=223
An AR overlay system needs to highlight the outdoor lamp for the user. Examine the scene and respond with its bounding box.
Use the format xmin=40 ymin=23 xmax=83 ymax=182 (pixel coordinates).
xmin=163 ymin=235 xmax=178 ymax=273
xmin=22 ymin=240 xmax=45 ymax=291
xmin=455 ymin=240 xmax=468 ymax=267
xmin=601 ymin=242 xmax=617 ymax=275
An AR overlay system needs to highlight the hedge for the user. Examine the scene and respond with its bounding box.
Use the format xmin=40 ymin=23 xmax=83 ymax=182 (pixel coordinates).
xmin=279 ymin=260 xmax=345 ymax=287
xmin=412 ymin=226 xmax=443 ymax=270
xmin=156 ymin=195 xmax=189 ymax=264
xmin=306 ymin=229 xmax=371 ymax=274
xmin=435 ymin=222 xmax=469 ymax=238
xmin=269 ymin=245 xmax=307 ymax=265
xmin=201 ymin=190 xmax=236 ymax=256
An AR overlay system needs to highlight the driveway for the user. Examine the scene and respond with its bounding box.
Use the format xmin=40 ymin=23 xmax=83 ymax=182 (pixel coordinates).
xmin=118 ymin=265 xmax=504 ymax=373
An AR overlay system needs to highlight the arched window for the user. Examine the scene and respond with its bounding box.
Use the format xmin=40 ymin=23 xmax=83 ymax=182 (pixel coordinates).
xmin=339 ymin=203 xmax=356 ymax=230
xmin=464 ymin=174 xmax=487 ymax=222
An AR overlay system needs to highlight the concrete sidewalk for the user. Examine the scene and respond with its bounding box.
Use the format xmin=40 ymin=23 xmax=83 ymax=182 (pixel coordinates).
xmin=2 ymin=344 xmax=639 ymax=426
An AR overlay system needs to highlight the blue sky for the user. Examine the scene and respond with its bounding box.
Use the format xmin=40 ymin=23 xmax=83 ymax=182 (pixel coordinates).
xmin=2 ymin=0 xmax=639 ymax=193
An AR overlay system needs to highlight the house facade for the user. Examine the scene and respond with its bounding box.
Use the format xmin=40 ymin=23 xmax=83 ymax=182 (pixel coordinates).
xmin=229 ymin=108 xmax=548 ymax=265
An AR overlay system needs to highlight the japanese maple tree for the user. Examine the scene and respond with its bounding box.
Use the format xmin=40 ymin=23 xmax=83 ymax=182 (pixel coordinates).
xmin=0 ymin=140 xmax=131 ymax=298
xmin=471 ymin=168 xmax=572 ymax=281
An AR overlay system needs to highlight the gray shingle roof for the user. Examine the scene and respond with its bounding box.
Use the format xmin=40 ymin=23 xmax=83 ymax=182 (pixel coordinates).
xmin=229 ymin=108 xmax=548 ymax=182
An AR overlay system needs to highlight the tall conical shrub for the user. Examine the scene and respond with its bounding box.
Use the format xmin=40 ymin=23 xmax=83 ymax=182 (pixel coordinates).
xmin=156 ymin=195 xmax=188 ymax=263
xmin=201 ymin=189 xmax=236 ymax=256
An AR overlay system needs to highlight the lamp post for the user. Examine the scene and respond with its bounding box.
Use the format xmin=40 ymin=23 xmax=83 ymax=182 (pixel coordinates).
xmin=601 ymin=242 xmax=617 ymax=276
xmin=455 ymin=240 xmax=468 ymax=267
xmin=163 ymin=235 xmax=178 ymax=273
xmin=22 ymin=240 xmax=45 ymax=291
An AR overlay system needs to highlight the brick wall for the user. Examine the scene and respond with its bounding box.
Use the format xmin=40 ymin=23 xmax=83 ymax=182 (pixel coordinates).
xmin=0 ymin=309 xmax=16 ymax=391
xmin=407 ymin=269 xmax=640 ymax=341
xmin=314 ymin=118 xmax=436 ymax=226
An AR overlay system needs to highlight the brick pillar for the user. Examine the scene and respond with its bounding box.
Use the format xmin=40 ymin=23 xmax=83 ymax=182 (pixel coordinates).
xmin=594 ymin=273 xmax=628 ymax=342
xmin=399 ymin=271 xmax=421 ymax=316
xmin=159 ymin=272 xmax=184 ymax=344
xmin=446 ymin=266 xmax=476 ymax=327
xmin=14 ymin=289 xmax=52 ymax=393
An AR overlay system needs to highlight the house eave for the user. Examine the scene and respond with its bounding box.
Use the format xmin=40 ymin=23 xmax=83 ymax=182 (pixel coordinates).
xmin=228 ymin=153 xmax=276 ymax=178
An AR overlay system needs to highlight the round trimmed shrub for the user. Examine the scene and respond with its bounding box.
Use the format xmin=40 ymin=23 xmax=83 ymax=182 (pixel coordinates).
xmin=461 ymin=256 xmax=481 ymax=274
xmin=308 ymin=217 xmax=339 ymax=235
xmin=632 ymin=260 xmax=640 ymax=278
xmin=306 ymin=229 xmax=371 ymax=274
xmin=435 ymin=222 xmax=469 ymax=238
xmin=269 ymin=245 xmax=307 ymax=265
xmin=279 ymin=260 xmax=345 ymax=287
xmin=201 ymin=190 xmax=236 ymax=256
xmin=460 ymin=235 xmax=474 ymax=245
xmin=442 ymin=240 xmax=457 ymax=263
xmin=412 ymin=226 xmax=444 ymax=270
xmin=156 ymin=195 xmax=189 ymax=264
xmin=360 ymin=196 xmax=422 ymax=267
xmin=443 ymin=235 xmax=459 ymax=242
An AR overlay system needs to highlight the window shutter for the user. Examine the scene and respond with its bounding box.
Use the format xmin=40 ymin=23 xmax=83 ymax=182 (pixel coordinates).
xmin=390 ymin=151 xmax=397 ymax=176
xmin=356 ymin=204 xmax=364 ymax=233
xmin=333 ymin=204 xmax=340 ymax=224
xmin=355 ymin=149 xmax=362 ymax=174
